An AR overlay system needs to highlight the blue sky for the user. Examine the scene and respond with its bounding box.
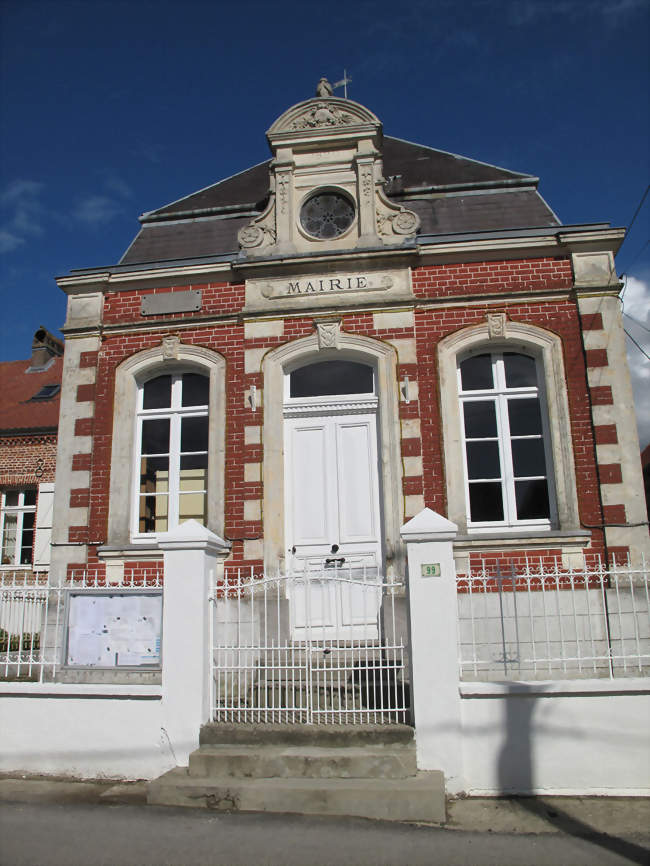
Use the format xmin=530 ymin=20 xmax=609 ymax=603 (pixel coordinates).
xmin=1 ymin=0 xmax=648 ymax=442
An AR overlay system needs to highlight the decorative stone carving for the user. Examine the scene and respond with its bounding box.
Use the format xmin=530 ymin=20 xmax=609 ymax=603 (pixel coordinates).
xmin=277 ymin=173 xmax=290 ymax=215
xmin=377 ymin=207 xmax=420 ymax=238
xmin=487 ymin=313 xmax=507 ymax=339
xmin=162 ymin=335 xmax=180 ymax=360
xmin=238 ymin=224 xmax=276 ymax=249
xmin=290 ymin=102 xmax=355 ymax=130
xmin=237 ymin=193 xmax=278 ymax=254
xmin=361 ymin=167 xmax=374 ymax=200
xmin=316 ymin=320 xmax=341 ymax=350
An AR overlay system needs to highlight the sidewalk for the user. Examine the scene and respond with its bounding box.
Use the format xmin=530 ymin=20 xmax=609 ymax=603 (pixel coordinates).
xmin=0 ymin=774 xmax=648 ymax=837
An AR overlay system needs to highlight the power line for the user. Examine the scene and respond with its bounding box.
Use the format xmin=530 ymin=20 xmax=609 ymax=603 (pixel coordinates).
xmin=622 ymin=238 xmax=650 ymax=273
xmin=623 ymin=311 xmax=650 ymax=334
xmin=616 ymin=183 xmax=649 ymax=261
xmin=624 ymin=327 xmax=650 ymax=362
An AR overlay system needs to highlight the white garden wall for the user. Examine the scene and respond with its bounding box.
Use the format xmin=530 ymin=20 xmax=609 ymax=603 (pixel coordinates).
xmin=0 ymin=685 xmax=172 ymax=779
xmin=458 ymin=680 xmax=650 ymax=796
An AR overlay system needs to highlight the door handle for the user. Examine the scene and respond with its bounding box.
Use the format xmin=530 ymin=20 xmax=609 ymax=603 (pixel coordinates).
xmin=325 ymin=557 xmax=345 ymax=566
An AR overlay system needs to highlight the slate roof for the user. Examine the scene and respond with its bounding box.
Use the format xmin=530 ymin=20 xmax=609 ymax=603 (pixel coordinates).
xmin=120 ymin=136 xmax=560 ymax=267
xmin=0 ymin=357 xmax=63 ymax=434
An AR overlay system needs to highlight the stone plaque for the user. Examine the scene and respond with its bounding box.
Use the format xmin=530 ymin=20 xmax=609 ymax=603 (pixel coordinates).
xmin=244 ymin=268 xmax=412 ymax=313
xmin=141 ymin=290 xmax=202 ymax=317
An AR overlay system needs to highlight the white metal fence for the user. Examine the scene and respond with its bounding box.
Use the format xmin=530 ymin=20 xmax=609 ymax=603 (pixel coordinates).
xmin=0 ymin=568 xmax=163 ymax=682
xmin=210 ymin=567 xmax=410 ymax=724
xmin=457 ymin=557 xmax=650 ymax=680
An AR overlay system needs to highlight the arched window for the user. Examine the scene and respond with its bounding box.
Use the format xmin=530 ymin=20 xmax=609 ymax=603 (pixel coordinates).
xmin=458 ymin=351 xmax=553 ymax=528
xmin=438 ymin=322 xmax=582 ymax=540
xmin=135 ymin=372 xmax=209 ymax=535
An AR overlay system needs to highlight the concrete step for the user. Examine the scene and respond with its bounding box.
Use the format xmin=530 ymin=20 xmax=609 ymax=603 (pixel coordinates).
xmin=199 ymin=722 xmax=414 ymax=746
xmin=188 ymin=744 xmax=417 ymax=779
xmin=147 ymin=767 xmax=446 ymax=823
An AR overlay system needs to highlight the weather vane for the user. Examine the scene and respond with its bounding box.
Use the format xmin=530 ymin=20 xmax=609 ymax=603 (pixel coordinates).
xmin=333 ymin=70 xmax=352 ymax=99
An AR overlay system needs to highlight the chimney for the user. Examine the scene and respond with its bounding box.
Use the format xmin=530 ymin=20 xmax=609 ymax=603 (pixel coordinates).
xmin=29 ymin=327 xmax=64 ymax=371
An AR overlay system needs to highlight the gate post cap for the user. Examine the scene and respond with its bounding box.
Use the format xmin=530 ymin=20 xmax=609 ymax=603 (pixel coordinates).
xmin=400 ymin=508 xmax=458 ymax=542
xmin=157 ymin=519 xmax=231 ymax=553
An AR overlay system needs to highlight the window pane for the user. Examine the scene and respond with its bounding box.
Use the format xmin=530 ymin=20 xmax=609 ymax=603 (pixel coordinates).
xmin=5 ymin=491 xmax=19 ymax=507
xmin=460 ymin=354 xmax=493 ymax=391
xmin=508 ymin=399 xmax=542 ymax=436
xmin=20 ymin=511 xmax=34 ymax=564
xmin=24 ymin=490 xmax=37 ymax=506
xmin=511 ymin=439 xmax=547 ymax=477
xmin=180 ymin=458 xmax=207 ymax=492
xmin=181 ymin=416 xmax=209 ymax=452
xmin=466 ymin=442 xmax=501 ymax=479
xmin=504 ymin=353 xmax=537 ymax=388
xmin=2 ymin=514 xmax=17 ymax=564
xmin=143 ymin=375 xmax=172 ymax=409
xmin=140 ymin=457 xmax=169 ymax=494
xmin=463 ymin=401 xmax=497 ymax=438
xmin=179 ymin=492 xmax=207 ymax=525
xmin=182 ymin=374 xmax=209 ymax=407
xmin=289 ymin=361 xmax=373 ymax=398
xmin=141 ymin=418 xmax=170 ymax=454
xmin=515 ymin=480 xmax=550 ymax=520
xmin=139 ymin=495 xmax=168 ymax=533
xmin=469 ymin=483 xmax=504 ymax=522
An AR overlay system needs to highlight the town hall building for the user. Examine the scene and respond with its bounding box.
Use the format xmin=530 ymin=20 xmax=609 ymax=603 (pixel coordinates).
xmin=51 ymin=84 xmax=648 ymax=588
xmin=3 ymin=83 xmax=648 ymax=809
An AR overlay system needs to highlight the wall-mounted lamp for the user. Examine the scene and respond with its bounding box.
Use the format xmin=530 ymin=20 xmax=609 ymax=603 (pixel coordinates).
xmin=401 ymin=375 xmax=410 ymax=403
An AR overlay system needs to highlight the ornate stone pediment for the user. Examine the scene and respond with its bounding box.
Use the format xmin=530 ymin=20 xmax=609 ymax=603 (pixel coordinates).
xmin=237 ymin=93 xmax=419 ymax=258
xmin=290 ymin=102 xmax=356 ymax=130
xmin=268 ymin=97 xmax=380 ymax=138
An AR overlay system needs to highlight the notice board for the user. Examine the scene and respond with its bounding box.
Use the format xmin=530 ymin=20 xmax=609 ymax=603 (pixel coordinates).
xmin=66 ymin=592 xmax=162 ymax=667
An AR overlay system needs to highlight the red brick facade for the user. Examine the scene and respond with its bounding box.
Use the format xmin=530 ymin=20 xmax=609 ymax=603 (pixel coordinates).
xmin=56 ymin=251 xmax=626 ymax=580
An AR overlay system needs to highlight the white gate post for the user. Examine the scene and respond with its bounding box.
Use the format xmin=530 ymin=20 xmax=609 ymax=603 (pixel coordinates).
xmin=401 ymin=508 xmax=464 ymax=792
xmin=158 ymin=520 xmax=229 ymax=766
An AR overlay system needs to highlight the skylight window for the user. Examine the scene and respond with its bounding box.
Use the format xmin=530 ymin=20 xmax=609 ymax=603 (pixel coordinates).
xmin=29 ymin=384 xmax=61 ymax=401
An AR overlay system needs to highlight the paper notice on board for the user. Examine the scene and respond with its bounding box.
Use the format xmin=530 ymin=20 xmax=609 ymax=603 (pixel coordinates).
xmin=66 ymin=593 xmax=162 ymax=667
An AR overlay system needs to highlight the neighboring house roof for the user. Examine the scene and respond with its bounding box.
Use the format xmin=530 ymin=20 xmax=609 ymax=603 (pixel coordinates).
xmin=0 ymin=357 xmax=63 ymax=434
xmin=120 ymin=136 xmax=559 ymax=267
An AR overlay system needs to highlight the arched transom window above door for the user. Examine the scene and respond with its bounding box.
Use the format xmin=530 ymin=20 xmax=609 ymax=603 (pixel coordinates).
xmin=287 ymin=360 xmax=375 ymax=399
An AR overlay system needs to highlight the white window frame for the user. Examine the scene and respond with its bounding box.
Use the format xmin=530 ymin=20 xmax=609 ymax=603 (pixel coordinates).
xmin=438 ymin=321 xmax=581 ymax=537
xmin=133 ymin=373 xmax=209 ymax=539
xmin=458 ymin=350 xmax=555 ymax=531
xmin=106 ymin=343 xmax=227 ymax=549
xmin=1 ymin=489 xmax=37 ymax=567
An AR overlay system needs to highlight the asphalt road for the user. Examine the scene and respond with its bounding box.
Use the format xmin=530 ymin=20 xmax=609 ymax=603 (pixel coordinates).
xmin=1 ymin=801 xmax=648 ymax=866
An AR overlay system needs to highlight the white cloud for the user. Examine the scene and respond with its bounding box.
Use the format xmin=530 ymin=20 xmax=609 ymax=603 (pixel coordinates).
xmin=622 ymin=274 xmax=650 ymax=449
xmin=0 ymin=179 xmax=46 ymax=249
xmin=506 ymin=0 xmax=647 ymax=25
xmin=104 ymin=175 xmax=133 ymax=200
xmin=73 ymin=195 xmax=123 ymax=226
xmin=0 ymin=229 xmax=25 ymax=253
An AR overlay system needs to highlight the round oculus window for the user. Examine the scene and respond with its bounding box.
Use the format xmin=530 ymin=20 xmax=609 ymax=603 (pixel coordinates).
xmin=300 ymin=191 xmax=355 ymax=239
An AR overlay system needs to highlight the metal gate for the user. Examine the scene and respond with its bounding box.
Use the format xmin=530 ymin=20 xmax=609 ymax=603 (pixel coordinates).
xmin=209 ymin=567 xmax=410 ymax=724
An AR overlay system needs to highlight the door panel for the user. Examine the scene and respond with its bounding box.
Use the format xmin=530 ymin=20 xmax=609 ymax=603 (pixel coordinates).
xmin=290 ymin=423 xmax=331 ymax=545
xmin=285 ymin=409 xmax=382 ymax=638
xmin=337 ymin=420 xmax=377 ymax=542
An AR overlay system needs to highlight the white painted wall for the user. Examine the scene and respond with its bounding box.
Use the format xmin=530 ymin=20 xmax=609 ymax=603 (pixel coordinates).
xmin=459 ymin=681 xmax=650 ymax=796
xmin=0 ymin=685 xmax=171 ymax=780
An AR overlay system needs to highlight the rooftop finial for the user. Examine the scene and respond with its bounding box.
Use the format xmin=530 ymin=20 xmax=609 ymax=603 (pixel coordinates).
xmin=316 ymin=77 xmax=333 ymax=97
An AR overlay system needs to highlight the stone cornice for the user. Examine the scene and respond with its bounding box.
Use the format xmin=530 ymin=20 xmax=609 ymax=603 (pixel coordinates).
xmin=54 ymin=225 xmax=624 ymax=294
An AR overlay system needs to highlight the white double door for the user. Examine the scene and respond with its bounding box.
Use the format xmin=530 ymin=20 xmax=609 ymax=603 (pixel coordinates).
xmin=284 ymin=408 xmax=383 ymax=638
